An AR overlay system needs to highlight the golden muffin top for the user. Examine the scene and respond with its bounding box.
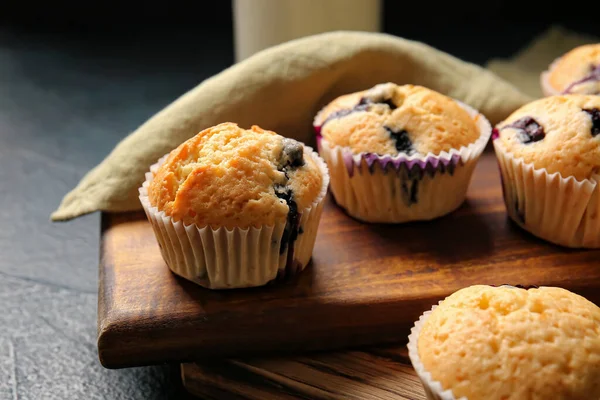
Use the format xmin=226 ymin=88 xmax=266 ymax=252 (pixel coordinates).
xmin=547 ymin=44 xmax=600 ymax=94
xmin=418 ymin=285 xmax=600 ymax=400
xmin=494 ymin=95 xmax=600 ymax=180
xmin=148 ymin=123 xmax=324 ymax=229
xmin=314 ymin=83 xmax=480 ymax=156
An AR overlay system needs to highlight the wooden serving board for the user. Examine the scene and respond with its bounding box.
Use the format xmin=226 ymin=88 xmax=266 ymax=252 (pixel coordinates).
xmin=181 ymin=345 xmax=426 ymax=400
xmin=98 ymin=151 xmax=600 ymax=370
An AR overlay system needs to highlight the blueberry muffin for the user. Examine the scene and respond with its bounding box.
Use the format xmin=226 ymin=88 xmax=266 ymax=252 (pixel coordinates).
xmin=315 ymin=83 xmax=480 ymax=156
xmin=313 ymin=83 xmax=491 ymax=223
xmin=408 ymin=285 xmax=600 ymax=400
xmin=541 ymin=44 xmax=600 ymax=96
xmin=139 ymin=122 xmax=329 ymax=289
xmin=493 ymin=95 xmax=600 ymax=248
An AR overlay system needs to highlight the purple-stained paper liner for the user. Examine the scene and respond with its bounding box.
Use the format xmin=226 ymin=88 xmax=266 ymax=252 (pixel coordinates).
xmin=313 ymin=99 xmax=491 ymax=223
xmin=315 ymin=100 xmax=491 ymax=177
xmin=138 ymin=145 xmax=330 ymax=289
xmin=315 ymin=135 xmax=461 ymax=177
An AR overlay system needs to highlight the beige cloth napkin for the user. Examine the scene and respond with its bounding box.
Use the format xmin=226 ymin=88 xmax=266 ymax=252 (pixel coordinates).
xmin=486 ymin=25 xmax=599 ymax=98
xmin=53 ymin=29 xmax=578 ymax=221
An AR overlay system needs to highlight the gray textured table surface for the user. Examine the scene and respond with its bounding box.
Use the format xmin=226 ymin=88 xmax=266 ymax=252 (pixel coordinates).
xmin=0 ymin=25 xmax=231 ymax=399
xmin=0 ymin=17 xmax=596 ymax=400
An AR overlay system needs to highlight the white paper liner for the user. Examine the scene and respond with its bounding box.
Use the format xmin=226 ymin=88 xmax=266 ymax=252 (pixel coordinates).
xmin=316 ymin=101 xmax=492 ymax=223
xmin=139 ymin=146 xmax=330 ymax=289
xmin=494 ymin=140 xmax=600 ymax=248
xmin=407 ymin=305 xmax=465 ymax=400
xmin=408 ymin=285 xmax=557 ymax=400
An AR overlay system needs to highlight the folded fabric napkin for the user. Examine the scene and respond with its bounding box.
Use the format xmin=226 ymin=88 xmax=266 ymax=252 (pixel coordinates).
xmin=486 ymin=25 xmax=599 ymax=98
xmin=52 ymin=30 xmax=535 ymax=221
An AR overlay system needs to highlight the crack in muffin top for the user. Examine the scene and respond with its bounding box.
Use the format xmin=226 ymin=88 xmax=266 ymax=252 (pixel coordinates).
xmin=314 ymin=83 xmax=480 ymax=156
xmin=148 ymin=122 xmax=323 ymax=229
xmin=548 ymin=44 xmax=600 ymax=94
xmin=418 ymin=285 xmax=600 ymax=400
xmin=495 ymin=95 xmax=600 ymax=180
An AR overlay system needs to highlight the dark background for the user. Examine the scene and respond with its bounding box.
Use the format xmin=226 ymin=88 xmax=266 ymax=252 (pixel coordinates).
xmin=1 ymin=1 xmax=599 ymax=65
xmin=0 ymin=1 xmax=598 ymax=399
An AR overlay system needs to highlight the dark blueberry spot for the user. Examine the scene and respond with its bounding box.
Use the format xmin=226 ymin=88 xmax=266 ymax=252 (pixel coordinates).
xmin=514 ymin=284 xmax=539 ymax=290
xmin=274 ymin=140 xmax=304 ymax=271
xmin=424 ymin=163 xmax=437 ymax=178
xmin=358 ymin=96 xmax=397 ymax=110
xmin=276 ymin=259 xmax=303 ymax=280
xmin=320 ymin=92 xmax=398 ymax=130
xmin=562 ymin=64 xmax=600 ymax=94
xmin=321 ymin=103 xmax=371 ymax=127
xmin=358 ymin=97 xmax=370 ymax=106
xmin=401 ymin=178 xmax=418 ymax=206
xmin=494 ymin=284 xmax=539 ymax=290
xmin=274 ymin=186 xmax=301 ymax=256
xmin=276 ymin=138 xmax=303 ymax=260
xmin=384 ymin=126 xmax=414 ymax=155
xmin=382 ymin=99 xmax=397 ymax=110
xmin=438 ymin=162 xmax=456 ymax=176
xmin=281 ymin=138 xmax=305 ymax=168
xmin=583 ymin=108 xmax=600 ymax=137
xmin=408 ymin=165 xmax=425 ymax=180
xmin=491 ymin=128 xmax=500 ymax=140
xmin=436 ymin=162 xmax=455 ymax=176
xmin=298 ymin=226 xmax=304 ymax=235
xmin=447 ymin=162 xmax=455 ymax=176
xmin=409 ymin=180 xmax=418 ymax=204
xmin=502 ymin=117 xmax=545 ymax=144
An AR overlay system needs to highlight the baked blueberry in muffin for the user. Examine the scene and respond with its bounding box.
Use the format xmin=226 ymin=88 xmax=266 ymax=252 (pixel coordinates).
xmin=315 ymin=83 xmax=480 ymax=158
xmin=313 ymin=83 xmax=491 ymax=223
xmin=501 ymin=117 xmax=545 ymax=144
xmin=140 ymin=122 xmax=329 ymax=288
xmin=493 ymin=95 xmax=600 ymax=248
xmin=583 ymin=108 xmax=600 ymax=136
xmin=541 ymin=44 xmax=600 ymax=95
xmin=275 ymin=138 xmax=307 ymax=269
xmin=495 ymin=96 xmax=600 ymax=180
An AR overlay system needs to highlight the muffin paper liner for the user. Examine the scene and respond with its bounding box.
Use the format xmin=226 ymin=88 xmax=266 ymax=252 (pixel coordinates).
xmin=315 ymin=101 xmax=492 ymax=223
xmin=494 ymin=140 xmax=600 ymax=248
xmin=138 ymin=146 xmax=330 ymax=289
xmin=407 ymin=285 xmax=526 ymax=400
xmin=407 ymin=305 xmax=465 ymax=400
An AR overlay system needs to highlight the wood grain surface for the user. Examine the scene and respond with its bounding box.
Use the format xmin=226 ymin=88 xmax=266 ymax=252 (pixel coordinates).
xmin=98 ymin=151 xmax=600 ymax=369
xmin=181 ymin=345 xmax=426 ymax=400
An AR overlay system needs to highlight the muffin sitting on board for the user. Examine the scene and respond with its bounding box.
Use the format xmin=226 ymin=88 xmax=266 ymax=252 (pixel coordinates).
xmin=408 ymin=285 xmax=600 ymax=400
xmin=541 ymin=43 xmax=600 ymax=96
xmin=493 ymin=95 xmax=600 ymax=248
xmin=313 ymin=83 xmax=491 ymax=223
xmin=138 ymin=122 xmax=329 ymax=289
